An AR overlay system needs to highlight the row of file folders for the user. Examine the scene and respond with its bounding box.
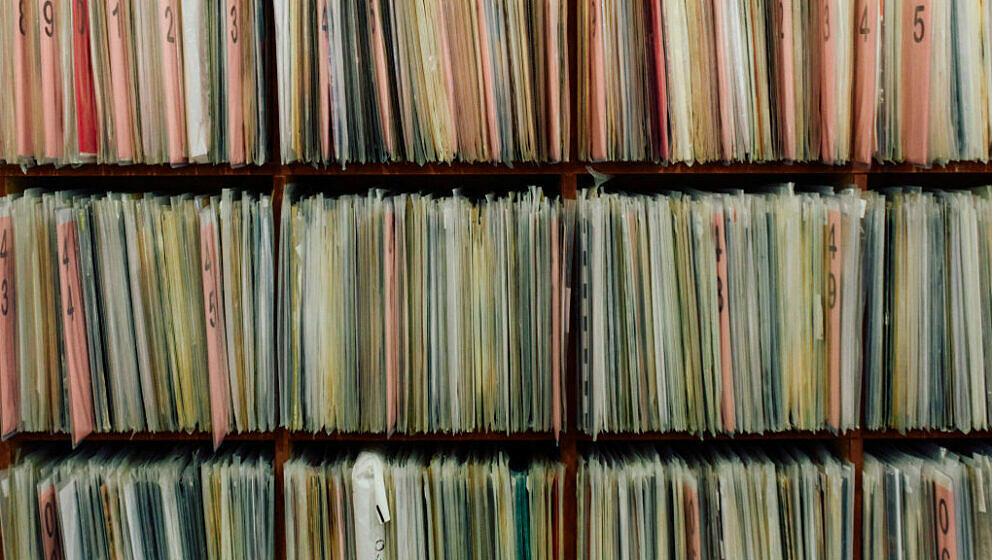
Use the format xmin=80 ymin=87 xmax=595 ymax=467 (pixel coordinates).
xmin=1 ymin=444 xmax=990 ymax=559
xmin=3 ymin=0 xmax=992 ymax=166
xmin=4 ymin=183 xmax=992 ymax=444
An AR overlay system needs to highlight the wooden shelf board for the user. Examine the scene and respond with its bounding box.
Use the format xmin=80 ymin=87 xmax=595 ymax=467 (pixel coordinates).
xmin=576 ymin=430 xmax=841 ymax=442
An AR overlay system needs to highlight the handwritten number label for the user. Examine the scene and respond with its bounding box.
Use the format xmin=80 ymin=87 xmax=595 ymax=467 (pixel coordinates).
xmin=859 ymin=5 xmax=870 ymax=38
xmin=76 ymin=0 xmax=86 ymax=34
xmin=913 ymin=5 xmax=925 ymax=43
xmin=111 ymin=2 xmax=120 ymax=37
xmin=715 ymin=229 xmax=724 ymax=313
xmin=44 ymin=501 xmax=60 ymax=560
xmin=823 ymin=4 xmax=830 ymax=41
xmin=18 ymin=0 xmax=26 ymax=35
xmin=164 ymin=5 xmax=175 ymax=43
xmin=778 ymin=1 xmax=785 ymax=39
xmin=43 ymin=1 xmax=54 ymax=37
xmin=205 ymin=261 xmax=217 ymax=328
xmin=62 ymin=237 xmax=74 ymax=318
xmin=827 ymin=223 xmax=838 ymax=308
xmin=229 ymin=4 xmax=238 ymax=43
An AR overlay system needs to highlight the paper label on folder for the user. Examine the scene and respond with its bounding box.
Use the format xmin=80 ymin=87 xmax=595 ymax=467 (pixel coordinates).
xmin=826 ymin=210 xmax=842 ymax=429
xmin=714 ymin=212 xmax=735 ymax=433
xmin=158 ymin=0 xmax=186 ymax=164
xmin=853 ymin=0 xmax=879 ymax=164
xmin=57 ymin=216 xmax=94 ymax=446
xmin=72 ymin=0 xmax=98 ymax=158
xmin=0 ymin=215 xmax=18 ymax=438
xmin=105 ymin=0 xmax=134 ymax=161
xmin=38 ymin=480 xmax=64 ymax=560
xmin=935 ymin=478 xmax=959 ymax=560
xmin=200 ymin=218 xmax=230 ymax=449
xmin=226 ymin=0 xmax=245 ymax=165
xmin=180 ymin=0 xmax=208 ymax=161
xmin=38 ymin=0 xmax=64 ymax=161
xmin=13 ymin=0 xmax=35 ymax=157
xmin=901 ymin=0 xmax=931 ymax=165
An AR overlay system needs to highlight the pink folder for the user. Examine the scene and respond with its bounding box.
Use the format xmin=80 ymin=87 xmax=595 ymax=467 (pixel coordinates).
xmin=474 ymin=0 xmax=500 ymax=160
xmin=901 ymin=0 xmax=931 ymax=165
xmin=826 ymin=210 xmax=842 ymax=429
xmin=200 ymin=218 xmax=230 ymax=449
xmin=649 ymin=0 xmax=669 ymax=160
xmin=935 ymin=482 xmax=959 ymax=560
xmin=777 ymin=0 xmax=796 ymax=160
xmin=434 ymin=0 xmax=456 ymax=154
xmin=852 ymin=0 xmax=879 ymax=164
xmin=683 ymin=482 xmax=702 ymax=560
xmin=38 ymin=0 xmax=64 ymax=161
xmin=13 ymin=0 xmax=34 ymax=158
xmin=589 ymin=0 xmax=606 ymax=160
xmin=711 ymin=1 xmax=734 ymax=161
xmin=0 ymin=216 xmax=17 ymax=438
xmin=819 ymin=1 xmax=837 ymax=163
xmin=37 ymin=482 xmax=64 ymax=560
xmin=57 ymin=218 xmax=94 ymax=446
xmin=714 ymin=211 xmax=734 ymax=433
xmin=73 ymin=0 xmax=99 ymax=158
xmin=159 ymin=0 xmax=186 ymax=164
xmin=226 ymin=0 xmax=245 ymax=165
xmin=546 ymin=0 xmax=561 ymax=161
xmin=105 ymin=0 xmax=134 ymax=161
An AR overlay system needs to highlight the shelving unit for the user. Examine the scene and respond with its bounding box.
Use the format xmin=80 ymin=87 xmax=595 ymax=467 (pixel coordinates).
xmin=4 ymin=0 xmax=992 ymax=551
xmin=1 ymin=161 xmax=990 ymax=560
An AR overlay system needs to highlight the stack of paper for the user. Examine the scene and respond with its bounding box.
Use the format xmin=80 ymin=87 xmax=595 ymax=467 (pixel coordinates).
xmin=278 ymin=186 xmax=573 ymax=435
xmin=284 ymin=449 xmax=563 ymax=560
xmin=578 ymin=185 xmax=866 ymax=436
xmin=578 ymin=0 xmax=858 ymax=164
xmin=876 ymin=0 xmax=989 ymax=166
xmin=863 ymin=187 xmax=992 ymax=433
xmin=0 ymin=0 xmax=268 ymax=166
xmin=0 ymin=189 xmax=275 ymax=446
xmin=864 ymin=444 xmax=992 ymax=560
xmin=273 ymin=0 xmax=569 ymax=165
xmin=0 ymin=446 xmax=274 ymax=560
xmin=579 ymin=445 xmax=854 ymax=560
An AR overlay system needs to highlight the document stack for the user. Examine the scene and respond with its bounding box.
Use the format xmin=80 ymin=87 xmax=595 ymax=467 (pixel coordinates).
xmin=578 ymin=445 xmax=854 ymax=560
xmin=0 ymin=0 xmax=268 ymax=166
xmin=0 ymin=189 xmax=276 ymax=446
xmin=578 ymin=185 xmax=866 ymax=436
xmin=863 ymin=188 xmax=992 ymax=433
xmin=578 ymin=0 xmax=858 ymax=164
xmin=273 ymin=0 xmax=570 ymax=165
xmin=0 ymin=446 xmax=274 ymax=560
xmin=876 ymin=0 xmax=990 ymax=165
xmin=284 ymin=449 xmax=563 ymax=560
xmin=864 ymin=445 xmax=992 ymax=559
xmin=578 ymin=0 xmax=992 ymax=166
xmin=278 ymin=186 xmax=573 ymax=435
